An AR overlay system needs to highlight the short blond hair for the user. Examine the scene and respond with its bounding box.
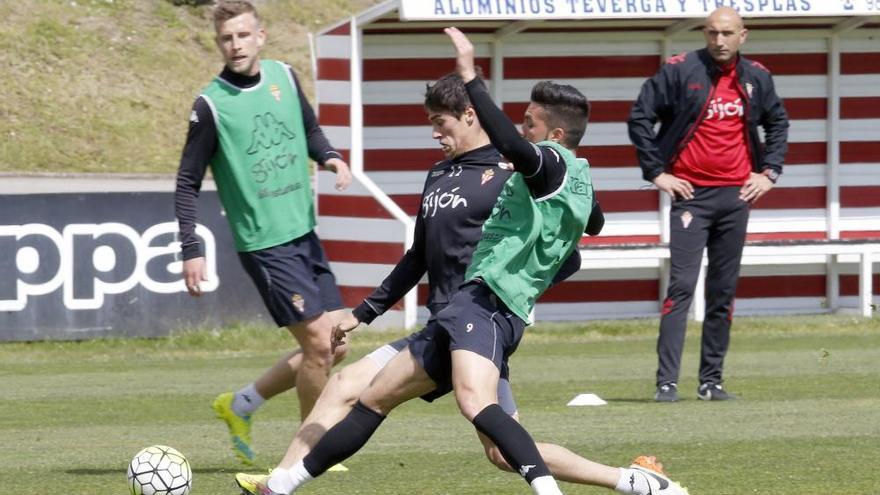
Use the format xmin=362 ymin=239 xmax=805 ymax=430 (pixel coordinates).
xmin=213 ymin=0 xmax=261 ymax=28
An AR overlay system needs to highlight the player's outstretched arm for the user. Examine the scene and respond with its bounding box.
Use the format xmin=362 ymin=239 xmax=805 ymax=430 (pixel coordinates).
xmin=444 ymin=27 xmax=541 ymax=176
xmin=445 ymin=27 xmax=478 ymax=83
xmin=352 ymin=208 xmax=428 ymax=324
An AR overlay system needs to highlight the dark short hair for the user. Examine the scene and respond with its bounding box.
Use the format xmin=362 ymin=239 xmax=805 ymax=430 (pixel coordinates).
xmin=530 ymin=81 xmax=590 ymax=149
xmin=213 ymin=0 xmax=261 ymax=28
xmin=424 ymin=69 xmax=482 ymax=117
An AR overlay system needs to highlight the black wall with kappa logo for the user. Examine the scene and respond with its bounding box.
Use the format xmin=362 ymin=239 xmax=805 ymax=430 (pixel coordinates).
xmin=0 ymin=192 xmax=268 ymax=341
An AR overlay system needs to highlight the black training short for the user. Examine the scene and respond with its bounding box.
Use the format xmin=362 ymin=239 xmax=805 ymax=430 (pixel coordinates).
xmin=238 ymin=231 xmax=344 ymax=327
xmin=408 ymin=281 xmax=525 ymax=402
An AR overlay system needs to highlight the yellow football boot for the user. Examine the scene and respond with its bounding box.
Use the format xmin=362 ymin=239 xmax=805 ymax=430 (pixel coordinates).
xmin=212 ymin=392 xmax=255 ymax=465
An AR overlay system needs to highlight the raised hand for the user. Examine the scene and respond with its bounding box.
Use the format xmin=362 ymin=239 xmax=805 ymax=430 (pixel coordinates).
xmin=444 ymin=27 xmax=477 ymax=82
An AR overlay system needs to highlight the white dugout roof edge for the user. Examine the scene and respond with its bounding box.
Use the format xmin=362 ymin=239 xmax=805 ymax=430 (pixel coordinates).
xmin=312 ymin=0 xmax=880 ymax=328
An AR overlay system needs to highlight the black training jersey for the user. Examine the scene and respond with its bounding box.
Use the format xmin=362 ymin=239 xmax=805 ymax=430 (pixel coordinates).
xmin=352 ymin=145 xmax=513 ymax=324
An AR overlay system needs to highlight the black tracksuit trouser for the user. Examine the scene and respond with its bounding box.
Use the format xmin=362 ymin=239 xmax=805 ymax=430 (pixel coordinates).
xmin=657 ymin=186 xmax=750 ymax=387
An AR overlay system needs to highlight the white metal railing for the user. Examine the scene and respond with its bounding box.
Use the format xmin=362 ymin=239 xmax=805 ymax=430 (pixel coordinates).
xmin=579 ymin=241 xmax=880 ymax=318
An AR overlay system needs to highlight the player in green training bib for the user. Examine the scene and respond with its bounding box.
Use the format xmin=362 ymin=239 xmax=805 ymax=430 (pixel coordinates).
xmin=200 ymin=58 xmax=314 ymax=252
xmin=173 ymin=0 xmax=351 ymax=466
xmin=250 ymin=27 xmax=687 ymax=495
xmin=439 ymin=28 xmax=590 ymax=495
xmin=464 ymin=138 xmax=591 ymax=323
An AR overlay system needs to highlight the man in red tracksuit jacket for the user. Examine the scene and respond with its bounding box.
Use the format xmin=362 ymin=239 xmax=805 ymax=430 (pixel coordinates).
xmin=628 ymin=7 xmax=789 ymax=402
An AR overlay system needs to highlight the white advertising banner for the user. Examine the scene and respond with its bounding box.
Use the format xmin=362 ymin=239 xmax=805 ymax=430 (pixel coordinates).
xmin=401 ymin=0 xmax=878 ymax=20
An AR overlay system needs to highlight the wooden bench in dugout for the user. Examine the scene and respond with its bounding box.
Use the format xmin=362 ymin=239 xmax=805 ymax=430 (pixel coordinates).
xmin=577 ymin=237 xmax=880 ymax=319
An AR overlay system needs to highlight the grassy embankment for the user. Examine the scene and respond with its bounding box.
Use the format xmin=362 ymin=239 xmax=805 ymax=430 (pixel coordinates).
xmin=0 ymin=0 xmax=378 ymax=174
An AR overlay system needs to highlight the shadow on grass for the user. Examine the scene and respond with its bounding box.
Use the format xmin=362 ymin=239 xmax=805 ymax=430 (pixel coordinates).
xmin=603 ymin=398 xmax=659 ymax=403
xmin=66 ymin=467 xmax=239 ymax=475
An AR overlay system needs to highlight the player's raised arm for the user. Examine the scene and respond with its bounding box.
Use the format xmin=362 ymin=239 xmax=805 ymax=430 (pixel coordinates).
xmin=445 ymin=26 xmax=478 ymax=83
xmin=444 ymin=27 xmax=542 ymax=177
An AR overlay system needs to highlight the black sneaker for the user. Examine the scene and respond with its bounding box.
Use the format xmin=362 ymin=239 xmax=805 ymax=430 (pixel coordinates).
xmin=697 ymin=382 xmax=735 ymax=401
xmin=654 ymin=382 xmax=678 ymax=402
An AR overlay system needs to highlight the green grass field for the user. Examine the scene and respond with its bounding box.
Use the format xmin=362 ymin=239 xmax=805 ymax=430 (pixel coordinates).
xmin=1 ymin=315 xmax=878 ymax=494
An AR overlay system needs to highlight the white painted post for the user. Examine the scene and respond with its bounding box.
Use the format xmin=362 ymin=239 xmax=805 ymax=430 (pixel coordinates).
xmin=659 ymin=35 xmax=673 ymax=313
xmin=491 ymin=38 xmax=504 ymax=105
xmin=859 ymin=250 xmax=874 ymax=318
xmin=349 ymin=18 xmax=417 ymax=328
xmin=659 ymin=36 xmax=673 ymax=248
xmin=825 ymin=33 xmax=842 ymax=313
xmin=348 ymin=18 xmax=363 ymax=176
xmin=827 ymin=254 xmax=840 ymax=312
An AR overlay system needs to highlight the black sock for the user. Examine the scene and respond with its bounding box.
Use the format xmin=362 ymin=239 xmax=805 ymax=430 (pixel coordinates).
xmin=472 ymin=404 xmax=550 ymax=484
xmin=302 ymin=400 xmax=385 ymax=477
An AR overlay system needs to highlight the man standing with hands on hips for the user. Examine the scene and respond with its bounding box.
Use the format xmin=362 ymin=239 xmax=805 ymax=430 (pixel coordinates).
xmin=628 ymin=7 xmax=789 ymax=403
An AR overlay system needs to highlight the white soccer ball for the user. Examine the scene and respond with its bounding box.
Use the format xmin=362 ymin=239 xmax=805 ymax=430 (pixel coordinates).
xmin=126 ymin=445 xmax=193 ymax=495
